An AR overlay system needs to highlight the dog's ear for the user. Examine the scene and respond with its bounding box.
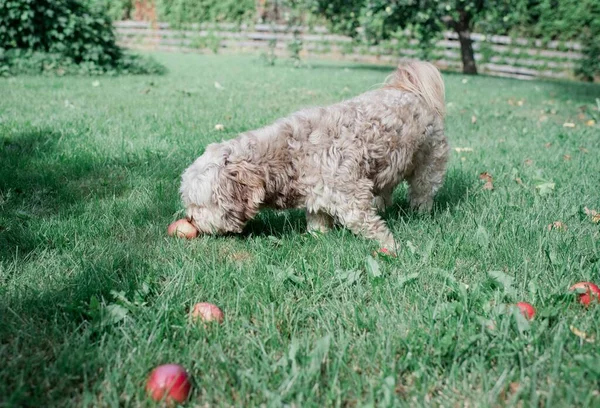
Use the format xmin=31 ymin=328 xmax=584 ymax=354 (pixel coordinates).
xmin=216 ymin=161 xmax=266 ymax=230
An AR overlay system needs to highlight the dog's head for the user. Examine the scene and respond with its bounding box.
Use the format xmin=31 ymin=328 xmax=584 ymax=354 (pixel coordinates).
xmin=179 ymin=143 xmax=265 ymax=234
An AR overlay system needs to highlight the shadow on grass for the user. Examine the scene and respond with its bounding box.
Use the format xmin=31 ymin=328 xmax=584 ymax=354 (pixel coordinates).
xmin=243 ymin=209 xmax=307 ymax=239
xmin=0 ymin=129 xmax=132 ymax=261
xmin=544 ymin=79 xmax=600 ymax=104
xmin=0 ymin=248 xmax=154 ymax=406
xmin=241 ymin=167 xmax=471 ymax=238
xmin=0 ymin=128 xmax=181 ymax=406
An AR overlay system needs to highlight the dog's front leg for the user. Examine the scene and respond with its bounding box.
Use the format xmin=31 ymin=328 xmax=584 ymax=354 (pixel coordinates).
xmin=332 ymin=195 xmax=398 ymax=253
xmin=373 ymin=187 xmax=393 ymax=213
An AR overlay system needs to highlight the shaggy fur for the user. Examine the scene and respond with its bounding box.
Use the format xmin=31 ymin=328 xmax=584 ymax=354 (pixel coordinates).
xmin=179 ymin=61 xmax=449 ymax=253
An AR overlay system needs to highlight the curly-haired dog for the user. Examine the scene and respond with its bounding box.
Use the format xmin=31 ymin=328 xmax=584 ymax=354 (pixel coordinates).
xmin=179 ymin=61 xmax=448 ymax=253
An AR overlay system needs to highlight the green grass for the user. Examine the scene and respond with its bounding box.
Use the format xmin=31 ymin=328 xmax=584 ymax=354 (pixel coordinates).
xmin=1 ymin=53 xmax=600 ymax=407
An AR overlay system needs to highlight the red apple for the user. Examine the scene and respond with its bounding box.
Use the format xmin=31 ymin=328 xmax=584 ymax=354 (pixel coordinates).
xmin=167 ymin=219 xmax=198 ymax=239
xmin=191 ymin=302 xmax=224 ymax=324
xmin=569 ymin=282 xmax=600 ymax=306
xmin=376 ymin=247 xmax=396 ymax=257
xmin=516 ymin=302 xmax=535 ymax=320
xmin=146 ymin=364 xmax=191 ymax=403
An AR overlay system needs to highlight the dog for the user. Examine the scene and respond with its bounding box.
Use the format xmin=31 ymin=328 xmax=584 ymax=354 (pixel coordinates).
xmin=179 ymin=61 xmax=449 ymax=253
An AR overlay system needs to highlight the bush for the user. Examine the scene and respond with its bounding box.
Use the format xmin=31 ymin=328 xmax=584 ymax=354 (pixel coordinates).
xmin=0 ymin=0 xmax=165 ymax=75
xmin=157 ymin=0 xmax=255 ymax=26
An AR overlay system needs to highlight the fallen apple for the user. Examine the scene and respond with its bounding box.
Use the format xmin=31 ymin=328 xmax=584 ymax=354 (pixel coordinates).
xmin=191 ymin=302 xmax=224 ymax=324
xmin=515 ymin=301 xmax=535 ymax=320
xmin=569 ymin=282 xmax=600 ymax=306
xmin=146 ymin=364 xmax=191 ymax=403
xmin=167 ymin=219 xmax=198 ymax=239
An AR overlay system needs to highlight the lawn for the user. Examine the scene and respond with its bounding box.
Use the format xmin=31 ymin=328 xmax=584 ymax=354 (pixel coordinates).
xmin=1 ymin=53 xmax=599 ymax=407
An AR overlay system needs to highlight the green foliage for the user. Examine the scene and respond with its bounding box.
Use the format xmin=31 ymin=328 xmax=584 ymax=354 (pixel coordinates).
xmin=0 ymin=48 xmax=166 ymax=76
xmin=505 ymin=0 xmax=600 ymax=81
xmin=311 ymin=0 xmax=600 ymax=80
xmin=92 ymin=0 xmax=135 ymax=21
xmin=157 ymin=0 xmax=255 ymax=27
xmin=0 ymin=0 xmax=165 ymax=75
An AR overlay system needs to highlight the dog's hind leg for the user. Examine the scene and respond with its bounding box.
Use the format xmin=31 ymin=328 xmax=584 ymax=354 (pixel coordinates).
xmin=407 ymin=137 xmax=449 ymax=213
xmin=306 ymin=210 xmax=334 ymax=234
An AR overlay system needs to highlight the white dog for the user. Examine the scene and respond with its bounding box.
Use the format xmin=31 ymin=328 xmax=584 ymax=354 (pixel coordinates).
xmin=179 ymin=61 xmax=448 ymax=253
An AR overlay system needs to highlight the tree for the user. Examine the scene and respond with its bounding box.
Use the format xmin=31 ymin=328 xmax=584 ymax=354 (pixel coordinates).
xmin=312 ymin=0 xmax=512 ymax=75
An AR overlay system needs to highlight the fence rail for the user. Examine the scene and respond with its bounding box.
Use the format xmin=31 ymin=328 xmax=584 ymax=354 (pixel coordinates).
xmin=115 ymin=21 xmax=584 ymax=80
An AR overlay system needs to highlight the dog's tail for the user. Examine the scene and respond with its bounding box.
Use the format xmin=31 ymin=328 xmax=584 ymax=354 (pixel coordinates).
xmin=384 ymin=60 xmax=445 ymax=117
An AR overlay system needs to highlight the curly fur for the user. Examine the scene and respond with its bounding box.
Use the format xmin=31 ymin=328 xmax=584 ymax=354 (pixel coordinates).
xmin=179 ymin=61 xmax=449 ymax=253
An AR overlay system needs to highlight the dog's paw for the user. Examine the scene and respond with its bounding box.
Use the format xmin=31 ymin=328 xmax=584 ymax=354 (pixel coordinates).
xmin=409 ymin=198 xmax=433 ymax=213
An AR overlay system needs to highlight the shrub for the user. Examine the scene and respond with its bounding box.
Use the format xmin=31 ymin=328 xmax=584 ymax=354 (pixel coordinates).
xmin=0 ymin=0 xmax=165 ymax=75
xmin=157 ymin=0 xmax=255 ymax=27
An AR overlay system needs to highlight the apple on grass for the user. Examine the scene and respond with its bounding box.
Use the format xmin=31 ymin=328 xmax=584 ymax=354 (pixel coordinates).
xmin=146 ymin=364 xmax=191 ymax=403
xmin=515 ymin=302 xmax=535 ymax=320
xmin=167 ymin=219 xmax=198 ymax=239
xmin=190 ymin=302 xmax=224 ymax=324
xmin=569 ymin=282 xmax=600 ymax=306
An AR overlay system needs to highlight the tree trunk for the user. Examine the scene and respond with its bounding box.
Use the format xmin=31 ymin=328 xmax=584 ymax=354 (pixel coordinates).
xmin=447 ymin=10 xmax=478 ymax=75
xmin=456 ymin=26 xmax=477 ymax=75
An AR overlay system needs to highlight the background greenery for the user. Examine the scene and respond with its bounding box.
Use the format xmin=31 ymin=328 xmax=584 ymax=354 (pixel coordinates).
xmin=0 ymin=0 xmax=165 ymax=75
xmin=100 ymin=0 xmax=600 ymax=80
xmin=1 ymin=52 xmax=599 ymax=406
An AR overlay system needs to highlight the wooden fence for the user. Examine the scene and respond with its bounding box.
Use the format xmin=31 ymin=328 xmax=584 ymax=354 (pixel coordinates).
xmin=115 ymin=20 xmax=584 ymax=80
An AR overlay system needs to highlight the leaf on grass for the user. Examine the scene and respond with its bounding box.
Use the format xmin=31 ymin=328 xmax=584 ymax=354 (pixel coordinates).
xmin=527 ymin=281 xmax=539 ymax=304
xmin=544 ymin=142 xmax=553 ymax=148
xmin=563 ymin=154 xmax=571 ymax=161
xmin=471 ymin=115 xmax=477 ymax=124
xmin=214 ymin=81 xmax=224 ymax=90
xmin=479 ymin=172 xmax=494 ymax=190
xmin=269 ymin=266 xmax=305 ymax=284
xmin=584 ymin=207 xmax=600 ymax=223
xmin=586 ymin=119 xmax=596 ymax=126
xmin=511 ymin=168 xmax=524 ymax=186
xmin=308 ymin=335 xmax=331 ymax=375
xmin=524 ymin=159 xmax=534 ymax=166
xmin=267 ymin=236 xmax=282 ymax=246
xmin=104 ymin=304 xmax=129 ymax=326
xmin=406 ymin=240 xmax=418 ymax=255
xmin=214 ymin=124 xmax=225 ymax=131
xmin=512 ymin=306 xmax=531 ymax=334
xmin=535 ymin=181 xmax=555 ymax=197
xmin=547 ymin=221 xmax=567 ymax=231
xmin=573 ymin=354 xmax=600 ymax=375
xmin=488 ymin=270 xmax=516 ymax=297
xmin=546 ymin=248 xmax=561 ymax=265
xmin=398 ymin=272 xmax=419 ymax=287
xmin=365 ymin=256 xmax=382 ymax=278
xmin=337 ymin=269 xmax=362 ymax=285
xmin=476 ymin=225 xmax=490 ymax=248
xmin=229 ymin=251 xmax=252 ymax=263
xmin=570 ymin=325 xmax=595 ymax=343
xmin=579 ymin=147 xmax=589 ymax=153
